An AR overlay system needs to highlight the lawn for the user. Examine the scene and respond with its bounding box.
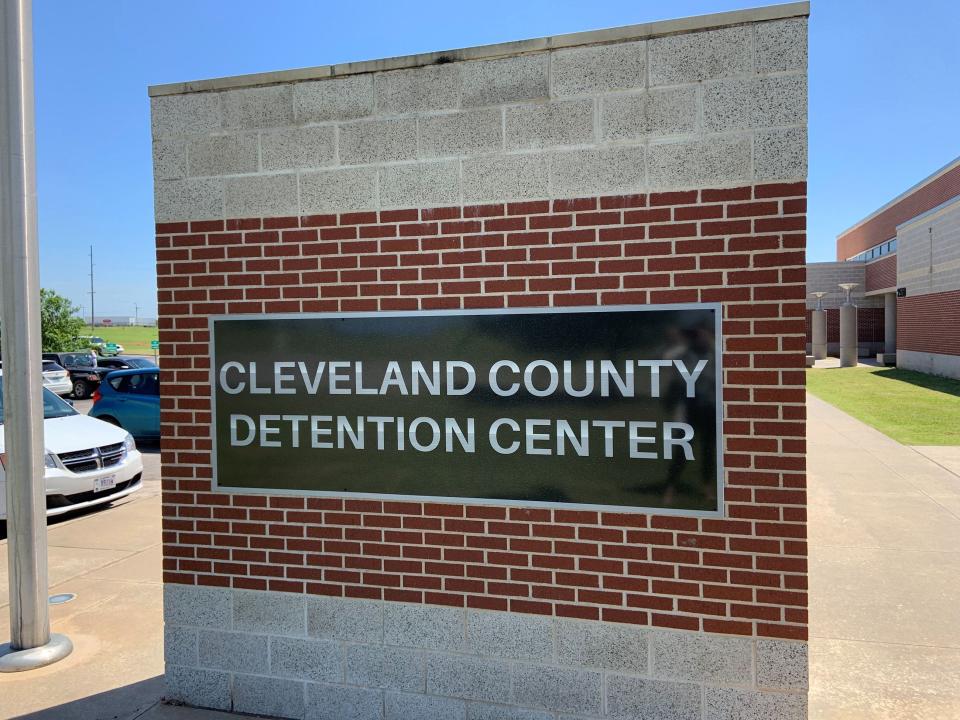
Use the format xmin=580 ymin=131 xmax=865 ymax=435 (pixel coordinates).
xmin=806 ymin=366 xmax=960 ymax=445
xmin=87 ymin=326 xmax=159 ymax=355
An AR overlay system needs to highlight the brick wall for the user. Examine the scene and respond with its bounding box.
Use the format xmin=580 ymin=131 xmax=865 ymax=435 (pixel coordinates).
xmin=899 ymin=289 xmax=960 ymax=357
xmin=864 ymin=254 xmax=896 ymax=293
xmin=157 ymin=182 xmax=808 ymax=640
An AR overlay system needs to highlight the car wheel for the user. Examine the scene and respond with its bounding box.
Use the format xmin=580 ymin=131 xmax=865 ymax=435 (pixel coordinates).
xmin=72 ymin=379 xmax=89 ymax=399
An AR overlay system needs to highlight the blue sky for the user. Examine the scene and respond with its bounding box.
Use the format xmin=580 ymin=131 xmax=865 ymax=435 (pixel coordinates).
xmin=33 ymin=0 xmax=960 ymax=317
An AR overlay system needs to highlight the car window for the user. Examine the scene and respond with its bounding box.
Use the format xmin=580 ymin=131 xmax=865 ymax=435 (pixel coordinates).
xmin=108 ymin=375 xmax=130 ymax=392
xmin=0 ymin=379 xmax=77 ymax=422
xmin=91 ymin=337 xmax=105 ymax=344
xmin=127 ymin=358 xmax=157 ymax=368
xmin=43 ymin=361 xmax=66 ymax=373
xmin=127 ymin=372 xmax=160 ymax=396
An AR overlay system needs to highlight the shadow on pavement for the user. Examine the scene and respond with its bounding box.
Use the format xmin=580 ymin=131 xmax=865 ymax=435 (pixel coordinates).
xmin=10 ymin=675 xmax=165 ymax=720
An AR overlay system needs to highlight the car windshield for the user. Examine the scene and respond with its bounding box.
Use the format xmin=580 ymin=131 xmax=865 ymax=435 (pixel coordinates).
xmin=0 ymin=378 xmax=78 ymax=424
xmin=42 ymin=362 xmax=66 ymax=373
xmin=90 ymin=337 xmax=105 ymax=344
xmin=62 ymin=353 xmax=94 ymax=366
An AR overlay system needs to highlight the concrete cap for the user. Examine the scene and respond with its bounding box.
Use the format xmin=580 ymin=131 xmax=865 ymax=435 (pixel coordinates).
xmin=148 ymin=2 xmax=809 ymax=97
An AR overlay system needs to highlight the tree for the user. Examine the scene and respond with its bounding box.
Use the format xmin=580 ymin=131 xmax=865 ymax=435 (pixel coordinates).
xmin=39 ymin=289 xmax=86 ymax=352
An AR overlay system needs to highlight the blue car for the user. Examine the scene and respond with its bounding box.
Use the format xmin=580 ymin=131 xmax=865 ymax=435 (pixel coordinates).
xmin=89 ymin=368 xmax=160 ymax=440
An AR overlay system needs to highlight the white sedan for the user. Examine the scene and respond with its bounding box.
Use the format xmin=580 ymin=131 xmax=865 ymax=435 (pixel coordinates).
xmin=0 ymin=371 xmax=143 ymax=520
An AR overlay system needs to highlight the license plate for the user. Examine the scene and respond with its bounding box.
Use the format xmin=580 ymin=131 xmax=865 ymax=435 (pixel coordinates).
xmin=94 ymin=475 xmax=116 ymax=493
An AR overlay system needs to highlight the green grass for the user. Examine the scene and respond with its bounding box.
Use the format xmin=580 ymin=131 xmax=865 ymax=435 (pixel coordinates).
xmin=806 ymin=367 xmax=960 ymax=445
xmin=85 ymin=326 xmax=158 ymax=355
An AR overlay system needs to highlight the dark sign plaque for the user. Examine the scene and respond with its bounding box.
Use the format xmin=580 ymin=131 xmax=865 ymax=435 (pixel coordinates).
xmin=210 ymin=305 xmax=723 ymax=515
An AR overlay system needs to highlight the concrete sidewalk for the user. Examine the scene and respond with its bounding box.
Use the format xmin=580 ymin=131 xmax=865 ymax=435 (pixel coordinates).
xmin=806 ymin=393 xmax=960 ymax=719
xmin=1 ymin=399 xmax=958 ymax=719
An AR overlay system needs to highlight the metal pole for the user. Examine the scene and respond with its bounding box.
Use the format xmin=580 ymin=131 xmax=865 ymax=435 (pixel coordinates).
xmin=0 ymin=0 xmax=72 ymax=671
xmin=88 ymin=245 xmax=94 ymax=328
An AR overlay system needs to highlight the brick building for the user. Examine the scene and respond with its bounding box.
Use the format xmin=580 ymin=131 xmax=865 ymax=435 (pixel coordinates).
xmin=151 ymin=3 xmax=810 ymax=718
xmin=807 ymin=155 xmax=960 ymax=378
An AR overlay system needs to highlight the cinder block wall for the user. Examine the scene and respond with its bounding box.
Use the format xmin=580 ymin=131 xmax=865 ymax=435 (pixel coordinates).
xmin=152 ymin=5 xmax=810 ymax=719
xmin=897 ymin=195 xmax=960 ymax=378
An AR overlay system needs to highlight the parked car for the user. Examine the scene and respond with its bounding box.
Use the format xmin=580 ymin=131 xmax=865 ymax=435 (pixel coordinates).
xmin=97 ymin=356 xmax=157 ymax=371
xmin=41 ymin=351 xmax=111 ymax=399
xmin=0 ymin=360 xmax=73 ymax=397
xmin=0 ymin=370 xmax=143 ymax=520
xmin=75 ymin=335 xmax=124 ymax=357
xmin=89 ymin=368 xmax=160 ymax=440
xmin=42 ymin=360 xmax=73 ymax=396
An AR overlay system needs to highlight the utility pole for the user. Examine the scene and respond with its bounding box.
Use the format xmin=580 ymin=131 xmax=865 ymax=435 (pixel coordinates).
xmin=0 ymin=0 xmax=73 ymax=671
xmin=133 ymin=302 xmax=139 ymax=326
xmin=88 ymin=245 xmax=94 ymax=329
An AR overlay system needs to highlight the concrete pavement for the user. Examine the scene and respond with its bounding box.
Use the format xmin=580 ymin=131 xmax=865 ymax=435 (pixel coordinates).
xmin=0 ymin=396 xmax=958 ymax=719
xmin=807 ymin=393 xmax=960 ymax=719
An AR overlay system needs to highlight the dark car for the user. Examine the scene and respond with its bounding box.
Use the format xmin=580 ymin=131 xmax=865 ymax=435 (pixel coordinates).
xmin=97 ymin=357 xmax=158 ymax=371
xmin=41 ymin=351 xmax=112 ymax=399
xmin=89 ymin=368 xmax=160 ymax=440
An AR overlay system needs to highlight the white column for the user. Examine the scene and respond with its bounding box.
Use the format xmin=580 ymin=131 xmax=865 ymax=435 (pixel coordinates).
xmin=839 ymin=304 xmax=858 ymax=367
xmin=811 ymin=309 xmax=827 ymax=360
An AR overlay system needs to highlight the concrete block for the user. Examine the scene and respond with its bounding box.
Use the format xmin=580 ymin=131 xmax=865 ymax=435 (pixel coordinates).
xmin=164 ymin=665 xmax=231 ymax=711
xmin=379 ymin=161 xmax=460 ymax=210
xmin=467 ymin=609 xmax=553 ymax=661
xmin=187 ymin=133 xmax=258 ymax=177
xmin=225 ymin=173 xmax=299 ymax=219
xmin=511 ymin=665 xmax=602 ymax=715
xmin=198 ymin=629 xmax=268 ymax=673
xmin=557 ymin=618 xmax=648 ymax=673
xmin=307 ymin=596 xmax=383 ymax=644
xmin=505 ymin=99 xmax=595 ymax=151
xmin=757 ymin=18 xmax=808 ymax=73
xmin=262 ymin=126 xmax=336 ymax=171
xmin=155 ymin=177 xmax=224 ymax=222
xmin=601 ymin=87 xmax=698 ymax=142
xmin=300 ymin=166 xmax=378 ymax=214
xmin=754 ymin=127 xmax=807 ymax=182
xmin=234 ymin=673 xmax=306 ymax=719
xmin=384 ymin=602 xmax=466 ymax=651
xmin=385 ymin=690 xmax=466 ymax=720
xmin=294 ymin=75 xmax=374 ymax=123
xmin=648 ymin=135 xmax=751 ymax=191
xmin=704 ymin=687 xmax=807 ymax=720
xmin=151 ymin=93 xmax=221 ymax=138
xmin=305 ymin=682 xmax=384 ymax=720
xmin=462 ymin=153 xmax=550 ymax=203
xmin=649 ymin=26 xmax=753 ymax=86
xmin=551 ymin=40 xmax=646 ymax=97
xmin=606 ymin=675 xmax=701 ymax=720
xmin=221 ymin=85 xmax=294 ymax=130
xmin=164 ymin=625 xmax=198 ymax=667
xmin=152 ymin=138 xmax=186 ymax=180
xmin=376 ymin=64 xmax=461 ymax=115
xmin=233 ymin=590 xmax=306 ymax=636
xmin=271 ymin=636 xmax=343 ymax=683
xmin=467 ymin=703 xmax=553 ymax=720
xmin=702 ymin=75 xmax=807 ymax=133
xmin=163 ymin=584 xmax=232 ymax=629
xmin=756 ymin=639 xmax=809 ymax=690
xmin=346 ymin=644 xmax=425 ymax=692
xmin=339 ymin=117 xmax=418 ymax=165
xmin=550 ymin=146 xmax=645 ymax=199
xmin=651 ymin=630 xmax=752 ymax=686
xmin=418 ymin=108 xmax=503 ymax=158
xmin=426 ymin=653 xmax=512 ymax=702
xmin=461 ymin=54 xmax=549 ymax=108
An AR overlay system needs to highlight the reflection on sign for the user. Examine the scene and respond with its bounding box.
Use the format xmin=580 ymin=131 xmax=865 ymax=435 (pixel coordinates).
xmin=211 ymin=306 xmax=723 ymax=515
